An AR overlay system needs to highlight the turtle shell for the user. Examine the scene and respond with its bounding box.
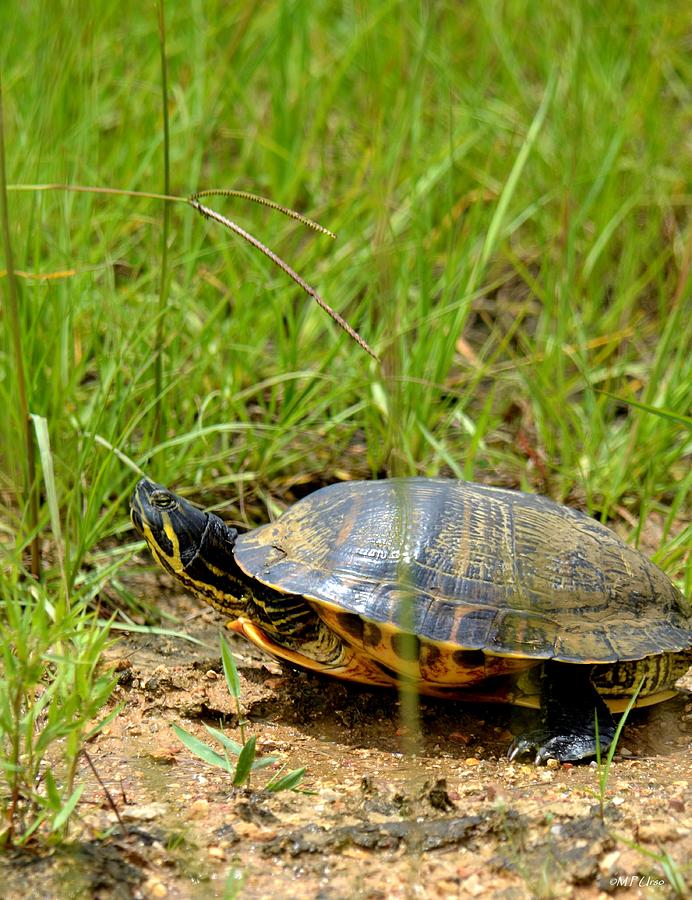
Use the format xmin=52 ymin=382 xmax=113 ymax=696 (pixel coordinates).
xmin=234 ymin=478 xmax=691 ymax=665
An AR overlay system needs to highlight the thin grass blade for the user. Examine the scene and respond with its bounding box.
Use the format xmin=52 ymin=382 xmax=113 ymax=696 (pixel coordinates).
xmin=232 ymin=735 xmax=256 ymax=786
xmin=599 ymin=393 xmax=692 ymax=429
xmin=266 ymin=767 xmax=306 ymax=792
xmin=171 ymin=724 xmax=232 ymax=772
xmin=220 ymin=636 xmax=242 ymax=700
xmin=51 ymin=784 xmax=85 ymax=831
xmin=31 ymin=414 xmax=65 ymax=584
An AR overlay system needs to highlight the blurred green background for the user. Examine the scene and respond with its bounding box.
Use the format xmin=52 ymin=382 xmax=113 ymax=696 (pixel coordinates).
xmin=1 ymin=0 xmax=690 ymax=591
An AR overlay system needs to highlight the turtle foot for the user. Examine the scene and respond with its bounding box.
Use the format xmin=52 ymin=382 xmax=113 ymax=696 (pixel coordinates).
xmin=507 ymin=725 xmax=616 ymax=765
xmin=507 ymin=661 xmax=620 ymax=765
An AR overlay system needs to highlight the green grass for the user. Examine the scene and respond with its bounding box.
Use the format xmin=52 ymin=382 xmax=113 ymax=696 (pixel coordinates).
xmin=0 ymin=0 xmax=690 ymax=841
xmin=171 ymin=637 xmax=308 ymax=793
xmin=0 ymin=575 xmax=117 ymax=844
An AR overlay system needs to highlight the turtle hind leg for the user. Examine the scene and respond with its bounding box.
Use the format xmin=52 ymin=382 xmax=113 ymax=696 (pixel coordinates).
xmin=507 ymin=662 xmax=617 ymax=764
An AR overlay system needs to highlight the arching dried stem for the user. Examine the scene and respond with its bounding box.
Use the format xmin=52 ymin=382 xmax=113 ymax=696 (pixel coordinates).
xmin=190 ymin=189 xmax=336 ymax=239
xmin=188 ymin=196 xmax=378 ymax=361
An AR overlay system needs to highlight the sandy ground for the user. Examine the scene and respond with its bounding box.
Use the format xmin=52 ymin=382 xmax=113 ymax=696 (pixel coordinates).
xmin=1 ymin=582 xmax=690 ymax=900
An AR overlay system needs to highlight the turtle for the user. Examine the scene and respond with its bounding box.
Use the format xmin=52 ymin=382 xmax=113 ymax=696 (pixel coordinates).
xmin=130 ymin=476 xmax=691 ymax=763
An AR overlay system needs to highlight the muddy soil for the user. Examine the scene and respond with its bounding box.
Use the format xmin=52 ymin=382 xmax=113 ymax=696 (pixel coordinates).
xmin=2 ymin=582 xmax=690 ymax=900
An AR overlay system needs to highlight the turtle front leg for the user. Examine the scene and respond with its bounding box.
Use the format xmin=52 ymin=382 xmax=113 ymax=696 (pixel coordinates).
xmin=507 ymin=662 xmax=617 ymax=764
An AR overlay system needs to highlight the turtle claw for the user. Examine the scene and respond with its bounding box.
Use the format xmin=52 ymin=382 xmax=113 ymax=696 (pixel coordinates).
xmin=507 ymin=733 xmax=559 ymax=765
xmin=506 ymin=742 xmax=524 ymax=764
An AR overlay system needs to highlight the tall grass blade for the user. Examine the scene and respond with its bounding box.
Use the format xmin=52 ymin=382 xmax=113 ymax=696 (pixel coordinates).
xmin=467 ymin=71 xmax=556 ymax=297
xmin=599 ymin=393 xmax=692 ymax=429
xmin=0 ymin=72 xmax=40 ymax=576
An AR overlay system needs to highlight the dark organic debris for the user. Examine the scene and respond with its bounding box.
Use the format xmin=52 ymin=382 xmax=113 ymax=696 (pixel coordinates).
xmin=234 ymin=794 xmax=281 ymax=825
xmin=213 ymin=823 xmax=240 ymax=843
xmin=262 ymin=815 xmax=483 ymax=857
xmin=491 ymin=813 xmax=612 ymax=887
xmin=427 ymin=778 xmax=457 ymax=811
xmin=0 ymin=841 xmax=143 ymax=899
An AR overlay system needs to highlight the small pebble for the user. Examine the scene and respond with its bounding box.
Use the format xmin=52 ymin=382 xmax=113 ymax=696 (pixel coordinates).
xmin=546 ymin=758 xmax=560 ymax=770
xmin=234 ymin=821 xmax=262 ymax=838
xmin=207 ymin=846 xmax=226 ymax=860
xmin=638 ymin=821 xmax=679 ymax=843
xmin=254 ymin=829 xmax=278 ymax=842
xmin=205 ymin=670 xmax=218 ymax=680
xmin=190 ymin=799 xmax=209 ymax=819
xmin=599 ymin=849 xmax=621 ymax=873
xmin=148 ymin=747 xmax=177 ymax=764
xmin=465 ymin=757 xmax=481 ymax=767
xmin=260 ymin=739 xmax=290 ymax=752
xmin=122 ymin=802 xmax=167 ymax=822
xmin=538 ymin=770 xmax=554 ymax=783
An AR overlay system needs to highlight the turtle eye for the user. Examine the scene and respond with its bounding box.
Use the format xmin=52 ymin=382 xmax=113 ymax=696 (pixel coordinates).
xmin=151 ymin=490 xmax=177 ymax=510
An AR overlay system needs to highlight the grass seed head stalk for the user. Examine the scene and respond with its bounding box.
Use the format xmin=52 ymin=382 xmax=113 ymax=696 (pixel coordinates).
xmin=188 ymin=196 xmax=379 ymax=361
xmin=154 ymin=0 xmax=172 ymax=453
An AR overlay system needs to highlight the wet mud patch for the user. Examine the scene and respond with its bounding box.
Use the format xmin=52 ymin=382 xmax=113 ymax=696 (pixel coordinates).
xmin=4 ymin=587 xmax=690 ymax=899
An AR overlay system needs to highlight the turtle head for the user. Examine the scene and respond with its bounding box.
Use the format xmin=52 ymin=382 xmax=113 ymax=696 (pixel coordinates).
xmin=130 ymin=479 xmax=242 ymax=606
